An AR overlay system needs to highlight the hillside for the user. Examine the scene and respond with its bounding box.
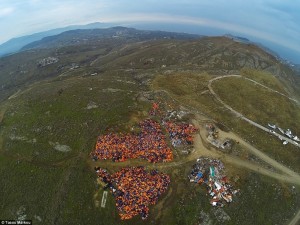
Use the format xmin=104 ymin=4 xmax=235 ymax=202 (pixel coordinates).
xmin=0 ymin=27 xmax=300 ymax=225
xmin=1 ymin=28 xmax=298 ymax=103
xmin=0 ymin=22 xmax=112 ymax=57
xmin=21 ymin=27 xmax=201 ymax=50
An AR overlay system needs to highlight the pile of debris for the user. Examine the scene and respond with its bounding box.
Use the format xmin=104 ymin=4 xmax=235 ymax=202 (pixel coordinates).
xmin=91 ymin=119 xmax=173 ymax=163
xmin=189 ymin=157 xmax=239 ymax=207
xmin=95 ymin=166 xmax=170 ymax=220
xmin=163 ymin=121 xmax=198 ymax=147
xmin=268 ymin=123 xmax=300 ymax=145
xmin=152 ymin=102 xmax=198 ymax=148
xmin=91 ymin=102 xmax=198 ymax=162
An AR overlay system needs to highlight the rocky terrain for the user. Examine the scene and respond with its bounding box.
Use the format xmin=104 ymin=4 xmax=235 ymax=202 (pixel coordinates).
xmin=0 ymin=27 xmax=299 ymax=225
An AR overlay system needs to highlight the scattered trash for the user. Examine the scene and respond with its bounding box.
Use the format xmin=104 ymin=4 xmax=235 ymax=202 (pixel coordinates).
xmin=189 ymin=157 xmax=239 ymax=207
xmin=163 ymin=121 xmax=198 ymax=147
xmin=154 ymin=103 xmax=198 ymax=149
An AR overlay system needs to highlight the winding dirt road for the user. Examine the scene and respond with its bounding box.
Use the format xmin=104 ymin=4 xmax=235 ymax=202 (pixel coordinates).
xmin=207 ymin=75 xmax=300 ymax=225
xmin=208 ymin=75 xmax=300 ymax=148
xmin=288 ymin=209 xmax=300 ymax=225
xmin=192 ymin=118 xmax=300 ymax=184
xmin=3 ymin=74 xmax=300 ymax=224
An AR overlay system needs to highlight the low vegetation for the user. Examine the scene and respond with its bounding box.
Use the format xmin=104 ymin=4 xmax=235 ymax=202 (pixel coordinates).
xmin=1 ymin=30 xmax=300 ymax=224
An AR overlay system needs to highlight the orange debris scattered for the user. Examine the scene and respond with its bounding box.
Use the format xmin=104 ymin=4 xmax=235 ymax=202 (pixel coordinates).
xmin=164 ymin=121 xmax=198 ymax=145
xmin=95 ymin=167 xmax=170 ymax=220
xmin=149 ymin=102 xmax=160 ymax=116
xmin=91 ymin=119 xmax=173 ymax=163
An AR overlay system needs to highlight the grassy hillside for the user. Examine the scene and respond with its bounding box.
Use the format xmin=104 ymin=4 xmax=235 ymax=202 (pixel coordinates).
xmin=152 ymin=71 xmax=300 ymax=172
xmin=0 ymin=72 xmax=148 ymax=224
xmin=1 ymin=30 xmax=299 ymax=103
xmin=1 ymin=31 xmax=300 ymax=224
xmin=212 ymin=76 xmax=300 ymax=132
xmin=1 ymin=73 xmax=141 ymax=162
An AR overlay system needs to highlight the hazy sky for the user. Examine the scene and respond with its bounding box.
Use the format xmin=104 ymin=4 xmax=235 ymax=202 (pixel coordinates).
xmin=1 ymin=0 xmax=300 ymax=60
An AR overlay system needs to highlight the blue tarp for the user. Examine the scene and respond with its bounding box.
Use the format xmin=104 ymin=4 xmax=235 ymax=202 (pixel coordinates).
xmin=195 ymin=172 xmax=203 ymax=182
xmin=197 ymin=172 xmax=203 ymax=178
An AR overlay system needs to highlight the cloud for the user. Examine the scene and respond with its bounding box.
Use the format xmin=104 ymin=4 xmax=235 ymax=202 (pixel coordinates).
xmin=95 ymin=13 xmax=300 ymax=53
xmin=0 ymin=0 xmax=299 ymax=60
xmin=0 ymin=7 xmax=14 ymax=17
xmin=0 ymin=1 xmax=114 ymax=44
xmin=29 ymin=0 xmax=40 ymax=3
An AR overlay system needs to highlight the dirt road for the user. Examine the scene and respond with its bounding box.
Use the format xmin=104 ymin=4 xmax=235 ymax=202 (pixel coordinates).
xmin=218 ymin=130 xmax=300 ymax=178
xmin=288 ymin=208 xmax=300 ymax=225
xmin=207 ymin=75 xmax=300 ymax=225
xmin=192 ymin=118 xmax=300 ymax=183
xmin=208 ymin=75 xmax=300 ymax=148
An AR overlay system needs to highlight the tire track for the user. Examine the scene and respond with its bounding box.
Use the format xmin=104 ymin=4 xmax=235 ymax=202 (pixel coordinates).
xmin=208 ymin=75 xmax=300 ymax=148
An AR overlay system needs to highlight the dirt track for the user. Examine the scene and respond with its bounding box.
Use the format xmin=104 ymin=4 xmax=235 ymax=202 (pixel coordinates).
xmin=288 ymin=208 xmax=300 ymax=225
xmin=192 ymin=118 xmax=300 ymax=183
xmin=2 ymin=74 xmax=300 ymax=224
xmin=219 ymin=130 xmax=300 ymax=178
xmin=207 ymin=75 xmax=300 ymax=225
xmin=208 ymin=75 xmax=300 ymax=148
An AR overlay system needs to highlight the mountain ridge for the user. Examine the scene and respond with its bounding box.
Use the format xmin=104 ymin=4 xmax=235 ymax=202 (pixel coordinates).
xmin=0 ymin=22 xmax=113 ymax=57
xmin=0 ymin=27 xmax=299 ymax=103
xmin=21 ymin=27 xmax=202 ymax=50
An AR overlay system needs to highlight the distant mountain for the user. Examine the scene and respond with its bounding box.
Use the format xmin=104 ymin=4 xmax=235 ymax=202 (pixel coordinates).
xmin=1 ymin=28 xmax=299 ymax=103
xmin=0 ymin=22 xmax=113 ymax=57
xmin=293 ymin=64 xmax=300 ymax=73
xmin=224 ymin=34 xmax=283 ymax=60
xmin=224 ymin=34 xmax=250 ymax=43
xmin=23 ymin=29 xmax=299 ymax=97
xmin=21 ymin=26 xmax=202 ymax=50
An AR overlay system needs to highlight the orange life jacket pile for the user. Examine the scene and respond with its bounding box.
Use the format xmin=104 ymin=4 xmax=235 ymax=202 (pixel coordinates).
xmin=91 ymin=119 xmax=173 ymax=163
xmin=96 ymin=166 xmax=170 ymax=220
